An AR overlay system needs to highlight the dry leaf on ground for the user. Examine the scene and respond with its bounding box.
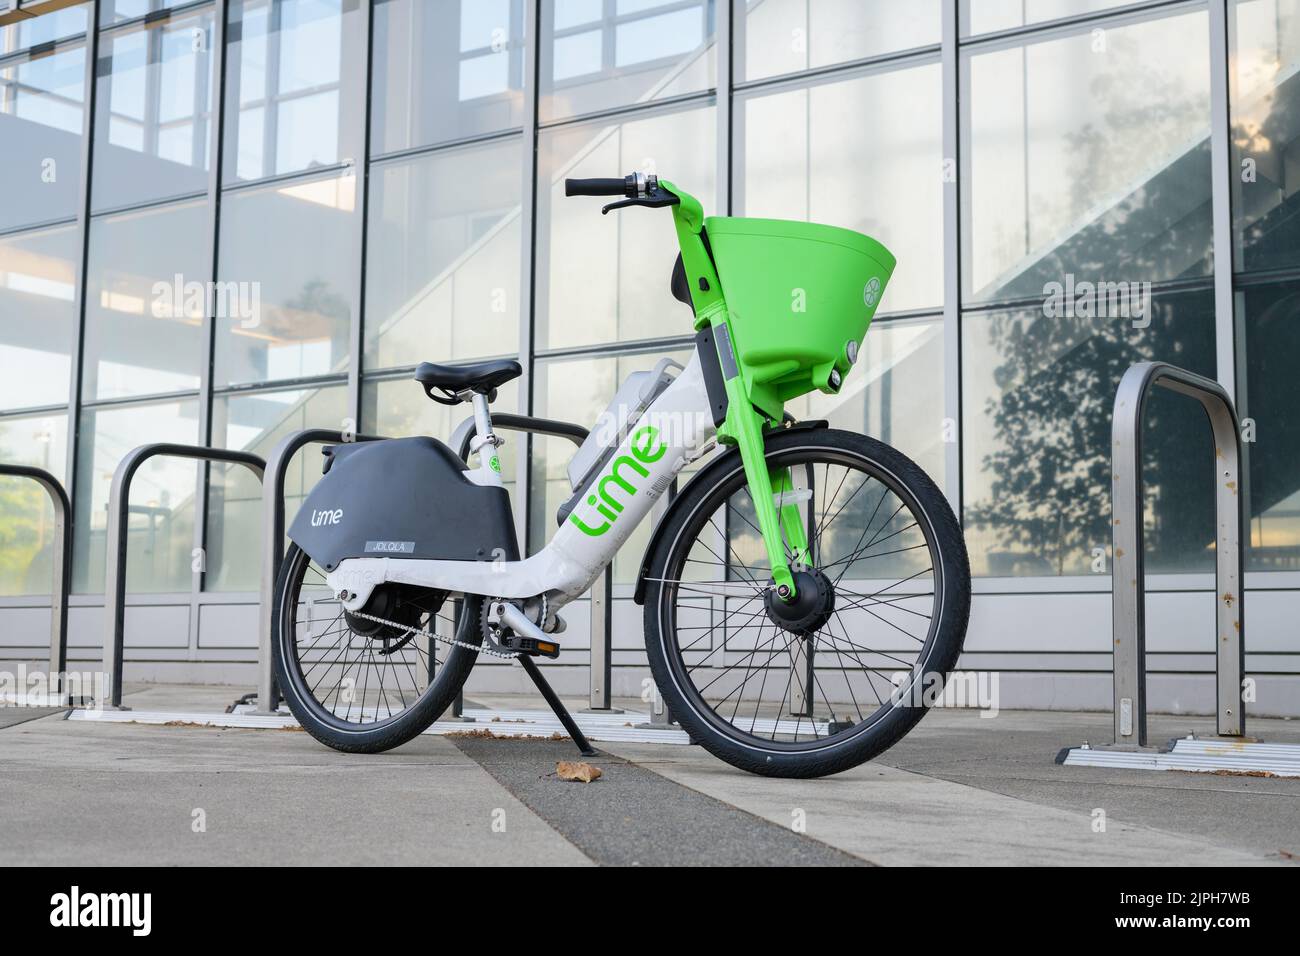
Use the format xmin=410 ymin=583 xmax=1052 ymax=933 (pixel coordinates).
xmin=556 ymin=760 xmax=602 ymax=783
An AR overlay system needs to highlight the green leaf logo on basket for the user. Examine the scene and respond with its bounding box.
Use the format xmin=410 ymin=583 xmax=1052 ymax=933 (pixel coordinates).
xmin=568 ymin=425 xmax=667 ymax=537
xmin=863 ymin=277 xmax=882 ymax=308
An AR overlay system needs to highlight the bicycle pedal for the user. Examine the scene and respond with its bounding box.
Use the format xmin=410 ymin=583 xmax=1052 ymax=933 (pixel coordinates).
xmin=500 ymin=634 xmax=562 ymax=659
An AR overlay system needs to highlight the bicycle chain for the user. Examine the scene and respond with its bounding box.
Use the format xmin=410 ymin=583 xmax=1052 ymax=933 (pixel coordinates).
xmin=345 ymin=608 xmax=522 ymax=660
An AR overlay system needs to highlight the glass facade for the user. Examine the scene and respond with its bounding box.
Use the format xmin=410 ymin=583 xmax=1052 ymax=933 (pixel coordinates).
xmin=0 ymin=0 xmax=1296 ymax=619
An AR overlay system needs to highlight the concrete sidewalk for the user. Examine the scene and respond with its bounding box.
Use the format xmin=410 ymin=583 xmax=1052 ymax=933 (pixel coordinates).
xmin=0 ymin=684 xmax=1295 ymax=866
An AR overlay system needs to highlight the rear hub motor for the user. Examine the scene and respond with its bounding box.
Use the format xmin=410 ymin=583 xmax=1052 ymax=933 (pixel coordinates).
xmin=345 ymin=585 xmax=435 ymax=649
xmin=765 ymin=569 xmax=836 ymax=636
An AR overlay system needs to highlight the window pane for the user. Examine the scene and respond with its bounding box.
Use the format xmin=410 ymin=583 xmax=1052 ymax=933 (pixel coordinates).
xmin=206 ymin=383 xmax=347 ymax=591
xmin=365 ymin=138 xmax=521 ymax=370
xmin=962 ymin=289 xmax=1217 ymax=577
xmin=786 ymin=315 xmax=946 ymax=489
xmin=0 ymin=45 xmax=85 ymax=232
xmin=959 ymin=0 xmax=1136 ymax=37
xmin=536 ymin=104 xmax=715 ymax=350
xmin=1 ymin=3 xmax=87 ymax=49
xmin=962 ymin=10 xmax=1213 ymax=305
xmin=735 ymin=0 xmax=940 ymax=82
xmin=529 ymin=348 xmax=693 ymax=581
xmin=214 ymin=172 xmax=356 ymax=386
xmin=223 ymin=0 xmax=365 ymax=184
xmin=371 ymin=0 xmax=525 ymax=155
xmin=83 ymin=200 xmax=207 ymax=401
xmin=1230 ymin=0 xmax=1300 ymax=273
xmin=0 ymin=223 xmax=77 ymax=411
xmin=100 ymin=0 xmax=191 ymax=25
xmin=539 ymin=0 xmax=715 ymax=122
xmin=92 ymin=8 xmax=215 ymax=211
xmin=0 ymin=411 xmax=68 ymax=596
xmin=1237 ymin=280 xmax=1300 ymax=570
xmin=73 ymin=399 xmax=200 ymax=594
xmin=735 ymin=61 xmax=942 ymax=313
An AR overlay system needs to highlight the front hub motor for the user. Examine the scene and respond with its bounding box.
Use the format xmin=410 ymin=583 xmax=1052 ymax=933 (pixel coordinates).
xmin=764 ymin=569 xmax=836 ymax=635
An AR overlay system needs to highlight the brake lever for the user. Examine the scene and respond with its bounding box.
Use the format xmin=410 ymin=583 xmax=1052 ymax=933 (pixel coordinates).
xmin=601 ymin=190 xmax=680 ymax=215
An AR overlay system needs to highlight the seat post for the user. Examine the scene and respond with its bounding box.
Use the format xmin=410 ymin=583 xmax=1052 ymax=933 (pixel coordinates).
xmin=468 ymin=392 xmax=504 ymax=486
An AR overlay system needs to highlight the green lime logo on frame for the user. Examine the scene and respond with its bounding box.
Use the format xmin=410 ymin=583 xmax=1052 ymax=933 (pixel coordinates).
xmin=568 ymin=425 xmax=667 ymax=537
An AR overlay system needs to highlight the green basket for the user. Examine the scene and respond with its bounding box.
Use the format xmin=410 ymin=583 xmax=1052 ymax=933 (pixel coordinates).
xmin=705 ymin=216 xmax=896 ymax=417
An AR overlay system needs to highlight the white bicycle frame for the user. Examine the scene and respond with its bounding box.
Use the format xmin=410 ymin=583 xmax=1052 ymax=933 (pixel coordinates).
xmin=327 ymin=352 xmax=718 ymax=618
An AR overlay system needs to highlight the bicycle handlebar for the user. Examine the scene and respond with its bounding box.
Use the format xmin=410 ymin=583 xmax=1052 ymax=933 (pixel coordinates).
xmin=565 ymin=176 xmax=634 ymax=198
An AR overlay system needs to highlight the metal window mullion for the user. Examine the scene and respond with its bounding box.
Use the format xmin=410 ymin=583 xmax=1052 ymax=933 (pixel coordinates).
xmin=518 ymin=0 xmax=540 ymax=555
xmin=348 ymin=0 xmax=374 ymax=429
xmin=1209 ymin=0 xmax=1236 ymax=398
xmin=940 ymin=0 xmax=962 ymax=513
xmin=191 ymin=0 xmax=228 ymax=650
xmin=63 ymin=0 xmax=101 ymax=598
xmin=715 ymin=0 xmax=730 ymax=214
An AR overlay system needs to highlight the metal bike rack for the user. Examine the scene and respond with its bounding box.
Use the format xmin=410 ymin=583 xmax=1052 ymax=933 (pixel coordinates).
xmin=1054 ymin=362 xmax=1299 ymax=774
xmin=1108 ymin=362 xmax=1244 ymax=749
xmin=101 ymin=444 xmax=266 ymax=709
xmin=257 ymin=429 xmax=385 ymax=715
xmin=451 ymin=412 xmax=616 ymax=712
xmin=0 ymin=464 xmax=72 ymax=703
xmin=1066 ymin=361 xmax=1248 ymax=749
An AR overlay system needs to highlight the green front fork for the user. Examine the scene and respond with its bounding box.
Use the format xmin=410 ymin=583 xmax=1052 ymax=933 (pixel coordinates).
xmin=712 ymin=313 xmax=808 ymax=600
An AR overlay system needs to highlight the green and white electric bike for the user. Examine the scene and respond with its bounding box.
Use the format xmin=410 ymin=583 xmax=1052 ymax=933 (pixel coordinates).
xmin=273 ymin=174 xmax=971 ymax=778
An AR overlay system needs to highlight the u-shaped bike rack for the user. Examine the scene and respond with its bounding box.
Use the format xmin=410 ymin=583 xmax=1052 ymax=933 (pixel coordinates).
xmin=0 ymin=464 xmax=72 ymax=703
xmin=101 ymin=444 xmax=266 ymax=709
xmin=85 ymin=403 xmax=618 ymax=754
xmin=1110 ymin=361 xmax=1244 ymax=749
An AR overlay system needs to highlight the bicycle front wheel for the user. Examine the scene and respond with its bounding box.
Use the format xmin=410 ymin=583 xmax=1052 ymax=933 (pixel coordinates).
xmin=642 ymin=427 xmax=970 ymax=778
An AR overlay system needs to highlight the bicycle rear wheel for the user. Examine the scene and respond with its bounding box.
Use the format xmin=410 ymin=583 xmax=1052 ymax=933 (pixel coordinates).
xmin=271 ymin=543 xmax=483 ymax=753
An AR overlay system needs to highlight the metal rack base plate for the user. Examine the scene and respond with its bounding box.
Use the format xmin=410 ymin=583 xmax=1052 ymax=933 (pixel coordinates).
xmin=1058 ymin=737 xmax=1300 ymax=777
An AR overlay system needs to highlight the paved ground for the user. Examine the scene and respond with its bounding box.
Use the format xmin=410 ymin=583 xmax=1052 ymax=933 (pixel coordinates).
xmin=0 ymin=684 xmax=1296 ymax=866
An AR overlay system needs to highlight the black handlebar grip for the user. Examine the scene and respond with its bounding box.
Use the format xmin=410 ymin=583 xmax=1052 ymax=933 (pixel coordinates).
xmin=565 ymin=177 xmax=630 ymax=198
